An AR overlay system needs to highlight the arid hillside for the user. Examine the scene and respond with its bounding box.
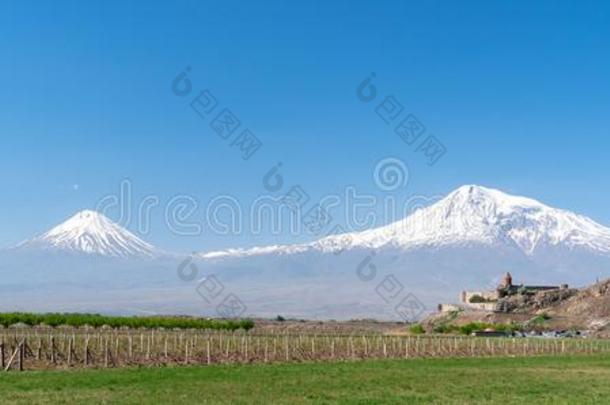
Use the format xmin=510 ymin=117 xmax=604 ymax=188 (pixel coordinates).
xmin=423 ymin=279 xmax=610 ymax=336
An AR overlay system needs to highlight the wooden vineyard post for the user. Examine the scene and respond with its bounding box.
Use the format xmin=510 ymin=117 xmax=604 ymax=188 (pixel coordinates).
xmin=225 ymin=338 xmax=230 ymax=360
xmin=104 ymin=338 xmax=109 ymax=368
xmin=146 ymin=335 xmax=151 ymax=361
xmin=84 ymin=338 xmax=90 ymax=367
xmin=184 ymin=339 xmax=189 ymax=365
xmin=67 ymin=337 xmax=73 ymax=366
xmin=254 ymin=336 xmax=259 ymax=360
xmin=206 ymin=339 xmax=211 ymax=365
xmin=128 ymin=335 xmax=133 ymax=360
xmin=264 ymin=340 xmax=268 ymax=363
xmin=245 ymin=337 xmax=249 ymax=363
xmin=311 ymin=337 xmax=315 ymax=359
xmin=115 ymin=337 xmax=120 ymax=366
xmin=18 ymin=341 xmax=24 ymax=372
xmin=0 ymin=339 xmax=4 ymax=369
xmin=36 ymin=338 xmax=42 ymax=361
xmin=50 ymin=336 xmax=56 ymax=364
xmin=164 ymin=337 xmax=168 ymax=360
xmin=4 ymin=343 xmax=20 ymax=372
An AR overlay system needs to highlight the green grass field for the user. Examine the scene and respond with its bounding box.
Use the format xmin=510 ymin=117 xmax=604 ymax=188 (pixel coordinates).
xmin=2 ymin=354 xmax=609 ymax=404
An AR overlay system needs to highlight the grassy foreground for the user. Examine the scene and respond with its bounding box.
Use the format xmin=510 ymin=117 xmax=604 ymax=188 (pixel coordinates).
xmin=2 ymin=354 xmax=610 ymax=404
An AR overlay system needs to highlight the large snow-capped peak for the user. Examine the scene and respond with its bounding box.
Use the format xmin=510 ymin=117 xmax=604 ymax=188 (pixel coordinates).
xmin=197 ymin=185 xmax=610 ymax=259
xmin=15 ymin=210 xmax=158 ymax=258
xmin=340 ymin=184 xmax=610 ymax=253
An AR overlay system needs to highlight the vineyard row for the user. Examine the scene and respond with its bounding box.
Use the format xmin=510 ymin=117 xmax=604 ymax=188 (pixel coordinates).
xmin=2 ymin=330 xmax=609 ymax=371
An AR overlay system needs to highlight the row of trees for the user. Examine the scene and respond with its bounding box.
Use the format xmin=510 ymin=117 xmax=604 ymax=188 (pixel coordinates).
xmin=0 ymin=312 xmax=254 ymax=331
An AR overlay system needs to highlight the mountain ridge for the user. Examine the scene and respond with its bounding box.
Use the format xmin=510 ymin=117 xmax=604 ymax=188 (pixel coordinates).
xmin=2 ymin=185 xmax=610 ymax=320
xmin=196 ymin=185 xmax=610 ymax=260
xmin=10 ymin=185 xmax=610 ymax=261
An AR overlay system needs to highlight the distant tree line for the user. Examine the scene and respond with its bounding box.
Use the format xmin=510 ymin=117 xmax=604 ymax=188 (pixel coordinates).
xmin=0 ymin=312 xmax=254 ymax=331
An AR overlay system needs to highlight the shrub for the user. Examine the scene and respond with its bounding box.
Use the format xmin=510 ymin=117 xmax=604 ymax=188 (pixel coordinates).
xmin=530 ymin=313 xmax=551 ymax=325
xmin=433 ymin=324 xmax=459 ymax=334
xmin=409 ymin=324 xmax=425 ymax=334
xmin=459 ymin=322 xmax=488 ymax=335
xmin=458 ymin=322 xmax=520 ymax=335
xmin=468 ymin=295 xmax=496 ymax=303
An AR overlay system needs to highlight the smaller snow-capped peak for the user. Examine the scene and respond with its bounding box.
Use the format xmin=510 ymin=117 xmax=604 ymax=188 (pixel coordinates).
xmin=16 ymin=210 xmax=158 ymax=258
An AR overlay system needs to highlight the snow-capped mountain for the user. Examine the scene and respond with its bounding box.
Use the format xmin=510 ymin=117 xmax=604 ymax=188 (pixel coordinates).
xmin=14 ymin=210 xmax=158 ymax=258
xmin=3 ymin=186 xmax=610 ymax=320
xmin=198 ymin=185 xmax=610 ymax=259
xmin=185 ymin=185 xmax=610 ymax=320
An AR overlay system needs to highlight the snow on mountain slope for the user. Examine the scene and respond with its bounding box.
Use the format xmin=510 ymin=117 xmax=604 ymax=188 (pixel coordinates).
xmin=15 ymin=210 xmax=158 ymax=258
xmin=199 ymin=245 xmax=310 ymax=259
xmin=4 ymin=187 xmax=610 ymax=320
xmin=197 ymin=185 xmax=610 ymax=259
xmin=329 ymin=185 xmax=610 ymax=254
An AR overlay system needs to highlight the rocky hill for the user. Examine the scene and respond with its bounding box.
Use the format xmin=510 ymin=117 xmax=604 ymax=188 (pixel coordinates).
xmin=423 ymin=279 xmax=610 ymax=336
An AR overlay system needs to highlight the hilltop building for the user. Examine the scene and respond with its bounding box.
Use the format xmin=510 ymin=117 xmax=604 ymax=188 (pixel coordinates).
xmin=438 ymin=272 xmax=569 ymax=313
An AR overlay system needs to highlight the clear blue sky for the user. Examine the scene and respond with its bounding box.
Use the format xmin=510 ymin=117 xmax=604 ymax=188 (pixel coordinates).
xmin=1 ymin=0 xmax=609 ymax=252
